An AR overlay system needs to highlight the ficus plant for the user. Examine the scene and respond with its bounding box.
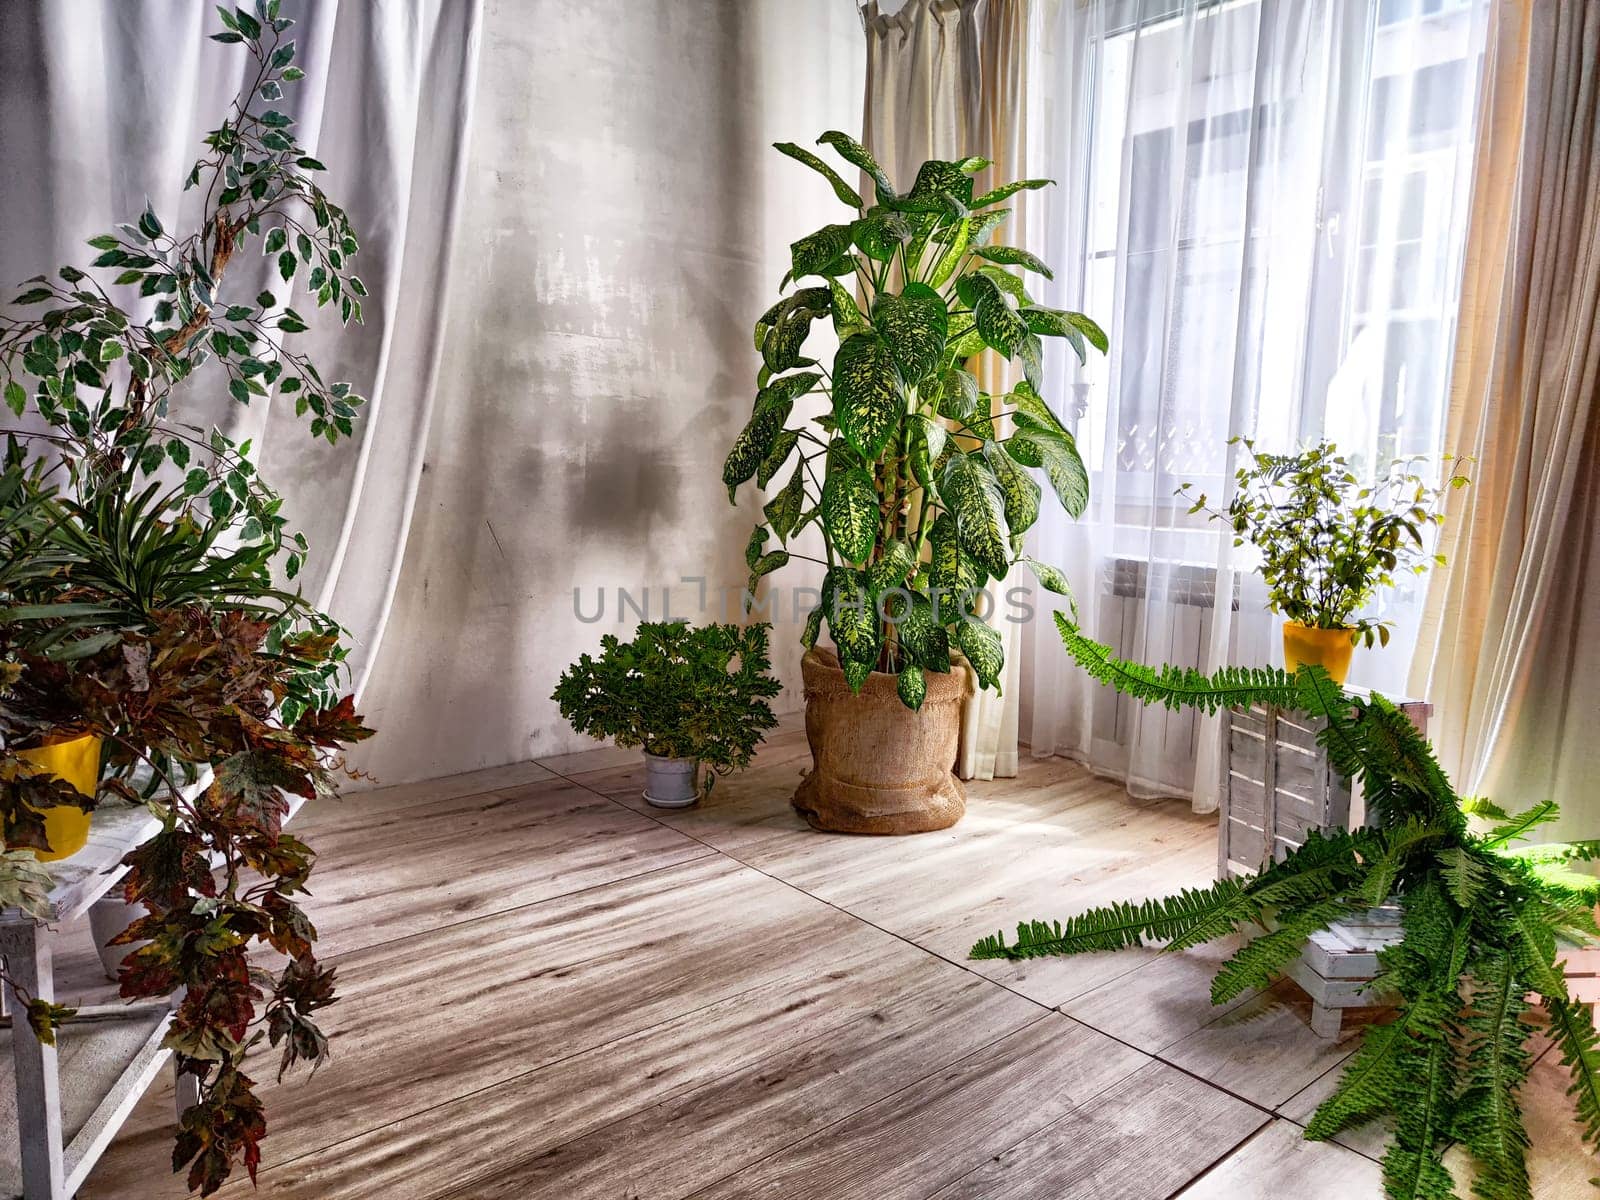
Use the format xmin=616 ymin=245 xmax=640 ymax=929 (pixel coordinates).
xmin=551 ymin=621 xmax=781 ymax=790
xmin=723 ymin=132 xmax=1106 ymax=710
xmin=0 ymin=5 xmax=373 ymax=1194
xmin=974 ymin=617 xmax=1600 ymax=1200
xmin=1178 ymin=440 xmax=1469 ymax=648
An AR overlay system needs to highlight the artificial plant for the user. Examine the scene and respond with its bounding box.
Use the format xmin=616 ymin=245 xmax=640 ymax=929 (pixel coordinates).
xmin=0 ymin=5 xmax=372 ymax=1193
xmin=552 ymin=621 xmax=781 ymax=789
xmin=972 ymin=616 xmax=1600 ymax=1200
xmin=723 ymin=132 xmax=1106 ymax=710
xmin=1179 ymin=439 xmax=1467 ymax=647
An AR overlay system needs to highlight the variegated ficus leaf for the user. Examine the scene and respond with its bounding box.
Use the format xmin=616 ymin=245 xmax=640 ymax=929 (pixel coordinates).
xmin=821 ymin=466 xmax=879 ymax=564
xmin=833 ymin=332 xmax=902 ymax=461
xmin=941 ymin=451 xmax=1012 ymax=579
xmin=872 ymin=283 xmax=948 ymax=383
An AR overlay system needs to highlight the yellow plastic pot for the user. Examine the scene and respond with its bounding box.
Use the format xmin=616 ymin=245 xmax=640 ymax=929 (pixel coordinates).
xmin=13 ymin=733 xmax=101 ymax=861
xmin=1282 ymin=622 xmax=1356 ymax=685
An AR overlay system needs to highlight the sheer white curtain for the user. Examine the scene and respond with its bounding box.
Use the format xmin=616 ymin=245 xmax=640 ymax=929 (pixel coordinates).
xmin=1020 ymin=0 xmax=1488 ymax=811
xmin=0 ymin=0 xmax=482 ymax=698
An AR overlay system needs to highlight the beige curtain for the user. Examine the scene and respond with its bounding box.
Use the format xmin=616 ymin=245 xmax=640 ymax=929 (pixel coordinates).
xmin=1409 ymin=0 xmax=1600 ymax=838
xmin=861 ymin=0 xmax=1033 ymax=780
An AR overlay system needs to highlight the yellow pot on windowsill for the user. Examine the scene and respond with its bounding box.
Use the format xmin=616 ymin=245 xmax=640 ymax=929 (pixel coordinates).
xmin=13 ymin=733 xmax=101 ymax=861
xmin=1282 ymin=622 xmax=1357 ymax=686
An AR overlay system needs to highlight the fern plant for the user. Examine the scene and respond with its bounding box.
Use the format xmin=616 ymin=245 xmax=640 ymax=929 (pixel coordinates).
xmin=971 ymin=614 xmax=1600 ymax=1200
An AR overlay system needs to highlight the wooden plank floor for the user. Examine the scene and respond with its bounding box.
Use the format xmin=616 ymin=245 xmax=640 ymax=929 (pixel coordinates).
xmin=52 ymin=722 xmax=1588 ymax=1199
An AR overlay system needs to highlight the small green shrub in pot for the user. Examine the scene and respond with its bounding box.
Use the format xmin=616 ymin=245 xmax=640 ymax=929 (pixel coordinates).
xmin=552 ymin=621 xmax=781 ymax=808
xmin=1179 ymin=439 xmax=1468 ymax=682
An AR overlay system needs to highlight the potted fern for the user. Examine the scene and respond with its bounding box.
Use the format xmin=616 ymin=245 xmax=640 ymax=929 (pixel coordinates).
xmin=1179 ymin=440 xmax=1467 ymax=683
xmin=552 ymin=621 xmax=781 ymax=808
xmin=724 ymin=132 xmax=1105 ymax=834
xmin=973 ymin=617 xmax=1600 ymax=1200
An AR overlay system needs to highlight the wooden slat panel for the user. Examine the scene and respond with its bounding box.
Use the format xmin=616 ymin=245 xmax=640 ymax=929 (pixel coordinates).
xmin=1172 ymin=1119 xmax=1383 ymax=1199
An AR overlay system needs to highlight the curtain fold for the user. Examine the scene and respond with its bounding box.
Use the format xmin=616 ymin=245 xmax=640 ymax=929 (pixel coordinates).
xmin=1024 ymin=0 xmax=1489 ymax=812
xmin=0 ymin=0 xmax=482 ymax=700
xmin=1409 ymin=0 xmax=1600 ymax=839
xmin=862 ymin=0 xmax=1034 ymax=780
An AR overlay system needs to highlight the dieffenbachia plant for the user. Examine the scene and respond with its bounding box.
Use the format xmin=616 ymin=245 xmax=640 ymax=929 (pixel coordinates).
xmin=723 ymin=132 xmax=1106 ymax=710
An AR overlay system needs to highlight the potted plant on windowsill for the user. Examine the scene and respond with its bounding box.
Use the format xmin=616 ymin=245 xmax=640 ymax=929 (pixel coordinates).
xmin=553 ymin=621 xmax=781 ymax=808
xmin=723 ymin=132 xmax=1106 ymax=835
xmin=1178 ymin=439 xmax=1468 ymax=684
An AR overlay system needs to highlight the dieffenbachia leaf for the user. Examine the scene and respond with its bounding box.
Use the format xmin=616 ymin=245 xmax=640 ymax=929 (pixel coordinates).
xmin=872 ymin=283 xmax=947 ymax=383
xmin=825 ymin=567 xmax=880 ymax=666
xmin=896 ymin=590 xmax=952 ymax=669
xmin=928 ymin=512 xmax=986 ymax=614
xmin=968 ymin=208 xmax=1011 ymax=246
xmin=757 ymin=429 xmax=801 ymax=488
xmin=745 ymin=525 xmax=769 ymax=569
xmin=818 ymin=130 xmax=897 ymax=205
xmin=1021 ymin=557 xmax=1074 ymax=599
xmin=909 ymin=413 xmax=947 ymax=488
xmin=935 ymin=366 xmax=980 ymax=423
xmin=760 ymin=293 xmax=830 ymax=372
xmin=946 ymin=316 xmax=985 ymax=361
xmin=852 ymin=211 xmax=913 ymax=263
xmin=764 ymin=463 xmax=806 ymax=540
xmin=1006 ymin=380 xmax=1065 ymax=437
xmin=974 ymin=264 xmax=1030 ymax=304
xmin=723 ymin=392 xmax=795 ymax=500
xmin=821 ymin=465 xmax=879 ymax=564
xmin=867 ymin=538 xmax=917 ymax=594
xmin=940 ymin=452 xmax=1012 ymax=579
xmin=801 ymin=604 xmax=824 ymax=649
xmin=747 ymin=550 xmax=789 ymax=596
xmin=842 ymin=657 xmax=873 ymax=693
xmin=897 ymin=664 xmax=927 ymax=711
xmin=1022 ymin=306 xmax=1107 ymax=363
xmin=773 ymin=141 xmax=863 ymax=208
xmin=970 ymin=177 xmax=1053 ymax=208
xmin=975 ymin=245 xmax=1053 ymax=279
xmin=958 ymin=617 xmax=1005 ymax=691
xmin=983 ymin=439 xmax=1041 ymax=537
xmin=927 ymin=218 xmax=971 ymax=289
xmin=896 ymin=160 xmax=975 ymax=214
xmin=833 ymin=332 xmax=902 ymax=461
xmin=958 ymin=272 xmax=1028 ymax=358
xmin=829 ymin=278 xmax=865 ymax=339
xmin=789 ymin=223 xmax=855 ymax=280
xmin=1010 ymin=422 xmax=1089 ymax=518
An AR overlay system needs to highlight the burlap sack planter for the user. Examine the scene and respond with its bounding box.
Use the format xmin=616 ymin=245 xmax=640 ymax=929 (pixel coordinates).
xmin=792 ymin=647 xmax=971 ymax=835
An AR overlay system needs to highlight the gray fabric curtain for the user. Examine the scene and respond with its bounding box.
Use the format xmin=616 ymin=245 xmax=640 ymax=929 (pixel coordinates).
xmin=1409 ymin=0 xmax=1600 ymax=838
xmin=0 ymin=0 xmax=482 ymax=698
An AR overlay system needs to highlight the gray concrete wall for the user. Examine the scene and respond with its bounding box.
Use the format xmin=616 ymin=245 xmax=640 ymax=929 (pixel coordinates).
xmin=356 ymin=0 xmax=864 ymax=784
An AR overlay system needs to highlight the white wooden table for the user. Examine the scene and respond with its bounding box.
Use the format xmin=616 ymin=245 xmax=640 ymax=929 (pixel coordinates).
xmin=0 ymin=803 xmax=193 ymax=1199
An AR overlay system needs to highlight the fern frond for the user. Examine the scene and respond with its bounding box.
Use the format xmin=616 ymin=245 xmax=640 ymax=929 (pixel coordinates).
xmin=1053 ymin=615 xmax=1301 ymax=714
xmin=1248 ymin=827 xmax=1366 ymax=909
xmin=1483 ymin=801 xmax=1560 ymax=849
xmin=1306 ymin=1015 xmax=1416 ymax=1141
xmin=1440 ymin=846 xmax=1494 ymax=908
xmin=1381 ymin=1037 xmax=1458 ymax=1200
xmin=1460 ymin=797 xmax=1512 ymax=822
xmin=1359 ymin=820 xmax=1449 ymax=907
xmin=1211 ymin=897 xmax=1352 ymax=1005
xmin=1456 ymin=950 xmax=1534 ymax=1200
xmin=1503 ymin=840 xmax=1600 ymax=865
xmin=969 ymin=881 xmax=1256 ymax=961
xmin=1501 ymin=897 xmax=1570 ymax=1000
xmin=1545 ymin=997 xmax=1600 ymax=1152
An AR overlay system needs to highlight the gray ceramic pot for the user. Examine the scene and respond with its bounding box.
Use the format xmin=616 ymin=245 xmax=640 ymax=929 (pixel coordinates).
xmin=88 ymin=894 xmax=145 ymax=982
xmin=642 ymin=752 xmax=701 ymax=809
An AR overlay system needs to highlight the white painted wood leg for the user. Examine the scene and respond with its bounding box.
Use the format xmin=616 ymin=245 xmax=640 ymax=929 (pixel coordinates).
xmin=175 ymin=1059 xmax=200 ymax=1121
xmin=0 ymin=920 xmax=66 ymax=1199
xmin=1309 ymin=1000 xmax=1342 ymax=1040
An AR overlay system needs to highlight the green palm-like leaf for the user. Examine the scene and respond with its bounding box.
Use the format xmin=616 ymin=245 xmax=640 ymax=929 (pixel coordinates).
xmin=820 ymin=466 xmax=879 ymax=565
xmin=1211 ymin=898 xmax=1353 ymax=1005
xmin=1483 ymin=802 xmax=1560 ymax=849
xmin=833 ymin=333 xmax=902 ymax=461
xmin=1455 ymin=950 xmax=1533 ymax=1200
xmin=873 ymin=283 xmax=948 ymax=383
xmin=940 ymin=452 xmax=1010 ymax=579
xmin=1546 ymin=996 xmax=1600 ymax=1151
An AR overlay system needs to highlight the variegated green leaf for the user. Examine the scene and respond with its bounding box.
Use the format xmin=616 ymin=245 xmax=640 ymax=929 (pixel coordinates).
xmin=829 ymin=278 xmax=865 ymax=339
xmin=896 ymin=590 xmax=951 ymax=670
xmin=821 ymin=466 xmax=879 ymax=564
xmin=1021 ymin=557 xmax=1073 ymax=598
xmin=909 ymin=413 xmax=948 ymax=488
xmin=935 ymin=366 xmax=979 ymax=422
xmin=1018 ymin=331 xmax=1044 ymax=392
xmin=946 ymin=317 xmax=985 ymax=361
xmin=826 ymin=568 xmax=879 ymax=666
xmin=970 ymin=177 xmax=1053 ymax=208
xmin=968 ymin=207 xmax=1011 ymax=246
xmin=928 ymin=511 xmax=986 ymax=603
xmin=757 ymin=428 xmax=801 ymax=488
xmin=940 ymin=452 xmax=1011 ymax=579
xmin=983 ymin=439 xmax=1040 ymax=536
xmin=833 ymin=333 xmax=902 ymax=461
xmin=1021 ymin=306 xmax=1106 ymax=362
xmin=818 ymin=130 xmax=896 ymax=204
xmin=801 ymin=603 xmax=824 ymax=649
xmin=789 ymin=223 xmax=855 ymax=279
xmin=762 ymin=302 xmax=830 ymax=372
xmin=852 ymin=211 xmax=913 ymax=262
xmin=867 ymin=538 xmax=917 ymax=594
xmin=745 ymin=525 xmax=769 ymax=569
xmin=897 ymin=160 xmax=974 ymax=213
xmin=1006 ymin=380 xmax=1066 ymax=436
xmin=958 ymin=272 xmax=1028 ymax=357
xmin=974 ymin=264 xmax=1031 ymax=304
xmin=773 ymin=141 xmax=863 ymax=208
xmin=975 ymin=245 xmax=1053 ymax=278
xmin=958 ymin=616 xmax=1004 ymax=691
xmin=927 ymin=218 xmax=971 ymax=289
xmin=747 ymin=550 xmax=789 ymax=595
xmin=897 ymin=664 xmax=927 ymax=710
xmin=759 ymin=370 xmax=824 ymax=409
xmin=1012 ymin=422 xmax=1089 ymax=518
xmin=724 ymin=394 xmax=794 ymax=499
xmin=764 ymin=463 xmax=806 ymax=539
xmin=842 ymin=657 xmax=873 ymax=693
xmin=872 ymin=283 xmax=948 ymax=383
